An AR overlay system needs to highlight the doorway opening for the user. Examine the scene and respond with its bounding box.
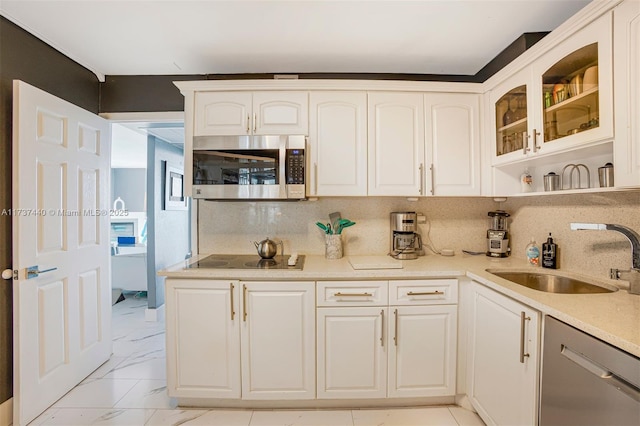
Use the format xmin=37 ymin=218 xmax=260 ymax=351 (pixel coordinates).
xmin=109 ymin=120 xmax=189 ymax=322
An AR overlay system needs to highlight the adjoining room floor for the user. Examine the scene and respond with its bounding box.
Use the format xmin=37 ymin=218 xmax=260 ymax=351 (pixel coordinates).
xmin=31 ymin=295 xmax=484 ymax=425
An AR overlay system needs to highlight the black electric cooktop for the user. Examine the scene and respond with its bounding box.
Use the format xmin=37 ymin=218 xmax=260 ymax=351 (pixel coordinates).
xmin=188 ymin=254 xmax=305 ymax=270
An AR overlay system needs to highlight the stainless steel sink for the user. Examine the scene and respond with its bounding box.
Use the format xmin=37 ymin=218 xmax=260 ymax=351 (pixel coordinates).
xmin=486 ymin=269 xmax=618 ymax=294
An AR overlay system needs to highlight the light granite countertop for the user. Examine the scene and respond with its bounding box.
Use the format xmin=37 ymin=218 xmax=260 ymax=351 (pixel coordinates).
xmin=159 ymin=253 xmax=640 ymax=358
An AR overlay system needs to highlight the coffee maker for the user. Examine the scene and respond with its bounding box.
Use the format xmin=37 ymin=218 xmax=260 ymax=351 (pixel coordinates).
xmin=486 ymin=210 xmax=510 ymax=257
xmin=390 ymin=212 xmax=424 ymax=259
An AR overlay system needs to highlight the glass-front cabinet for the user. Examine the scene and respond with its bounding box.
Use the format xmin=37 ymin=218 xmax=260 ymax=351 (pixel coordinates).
xmin=495 ymin=84 xmax=529 ymax=158
xmin=490 ymin=12 xmax=613 ymax=194
xmin=541 ymin=43 xmax=599 ymax=144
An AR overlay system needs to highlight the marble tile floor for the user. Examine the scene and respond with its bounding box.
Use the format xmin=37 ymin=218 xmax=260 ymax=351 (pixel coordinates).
xmin=30 ymin=294 xmax=485 ymax=426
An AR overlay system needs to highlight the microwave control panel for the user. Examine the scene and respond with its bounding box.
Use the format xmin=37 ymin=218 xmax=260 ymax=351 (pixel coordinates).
xmin=286 ymin=149 xmax=305 ymax=184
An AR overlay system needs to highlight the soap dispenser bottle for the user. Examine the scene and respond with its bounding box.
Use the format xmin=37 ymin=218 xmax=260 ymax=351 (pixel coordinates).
xmin=542 ymin=233 xmax=558 ymax=269
xmin=525 ymin=238 xmax=540 ymax=266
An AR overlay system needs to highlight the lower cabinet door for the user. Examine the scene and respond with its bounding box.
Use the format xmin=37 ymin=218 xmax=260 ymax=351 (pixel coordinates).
xmin=388 ymin=305 xmax=457 ymax=397
xmin=317 ymin=307 xmax=388 ymax=399
xmin=469 ymin=281 xmax=540 ymax=426
xmin=165 ymin=279 xmax=241 ymax=398
xmin=241 ymin=282 xmax=316 ymax=400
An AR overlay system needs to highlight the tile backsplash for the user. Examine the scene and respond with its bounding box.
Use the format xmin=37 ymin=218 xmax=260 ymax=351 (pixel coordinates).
xmin=503 ymin=190 xmax=640 ymax=279
xmin=197 ymin=197 xmax=497 ymax=257
xmin=197 ymin=190 xmax=640 ymax=279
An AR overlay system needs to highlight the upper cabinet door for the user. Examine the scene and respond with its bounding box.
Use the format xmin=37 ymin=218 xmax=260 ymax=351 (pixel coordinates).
xmin=613 ymin=0 xmax=640 ymax=187
xmin=425 ymin=93 xmax=481 ymax=196
xmin=533 ymin=11 xmax=613 ymax=155
xmin=194 ymin=91 xmax=252 ymax=136
xmin=193 ymin=91 xmax=308 ymax=136
xmin=490 ymin=68 xmax=536 ymax=166
xmin=368 ymin=92 xmax=425 ymax=196
xmin=309 ymin=92 xmax=368 ymax=196
xmin=253 ymin=91 xmax=309 ymax=135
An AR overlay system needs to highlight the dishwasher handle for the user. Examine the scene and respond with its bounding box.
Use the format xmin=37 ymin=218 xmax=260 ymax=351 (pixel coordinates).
xmin=561 ymin=344 xmax=640 ymax=403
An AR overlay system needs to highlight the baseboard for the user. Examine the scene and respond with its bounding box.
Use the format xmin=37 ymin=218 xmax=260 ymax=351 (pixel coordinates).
xmin=0 ymin=398 xmax=13 ymax=426
xmin=455 ymin=394 xmax=475 ymax=411
xmin=145 ymin=304 xmax=165 ymax=322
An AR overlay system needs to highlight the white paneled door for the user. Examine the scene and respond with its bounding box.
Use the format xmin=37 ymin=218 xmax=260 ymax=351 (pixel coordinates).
xmin=12 ymin=80 xmax=112 ymax=425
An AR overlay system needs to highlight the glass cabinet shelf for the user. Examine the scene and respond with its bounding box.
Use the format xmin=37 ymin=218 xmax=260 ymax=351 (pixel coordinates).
xmin=497 ymin=117 xmax=527 ymax=134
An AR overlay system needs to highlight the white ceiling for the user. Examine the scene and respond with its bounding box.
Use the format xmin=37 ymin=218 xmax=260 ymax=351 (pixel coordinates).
xmin=1 ymin=0 xmax=591 ymax=80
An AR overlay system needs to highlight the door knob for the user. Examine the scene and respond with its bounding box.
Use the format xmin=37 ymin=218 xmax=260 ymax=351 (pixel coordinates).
xmin=2 ymin=269 xmax=15 ymax=280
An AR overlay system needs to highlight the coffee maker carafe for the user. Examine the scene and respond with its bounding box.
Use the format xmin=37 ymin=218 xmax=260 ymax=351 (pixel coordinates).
xmin=390 ymin=212 xmax=424 ymax=259
xmin=486 ymin=210 xmax=510 ymax=257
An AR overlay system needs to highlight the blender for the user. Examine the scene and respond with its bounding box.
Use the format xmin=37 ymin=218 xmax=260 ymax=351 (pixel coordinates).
xmin=486 ymin=210 xmax=510 ymax=258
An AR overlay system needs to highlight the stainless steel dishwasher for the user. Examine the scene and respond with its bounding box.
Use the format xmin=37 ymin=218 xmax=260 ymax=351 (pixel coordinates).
xmin=540 ymin=316 xmax=640 ymax=425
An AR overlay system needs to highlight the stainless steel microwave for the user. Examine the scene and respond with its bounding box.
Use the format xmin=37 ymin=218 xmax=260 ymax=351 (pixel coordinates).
xmin=192 ymin=135 xmax=306 ymax=200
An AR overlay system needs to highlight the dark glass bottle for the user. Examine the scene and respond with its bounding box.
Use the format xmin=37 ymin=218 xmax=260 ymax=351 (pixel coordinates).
xmin=542 ymin=233 xmax=558 ymax=269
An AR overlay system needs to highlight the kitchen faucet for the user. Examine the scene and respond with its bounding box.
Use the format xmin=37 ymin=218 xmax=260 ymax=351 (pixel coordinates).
xmin=570 ymin=223 xmax=640 ymax=295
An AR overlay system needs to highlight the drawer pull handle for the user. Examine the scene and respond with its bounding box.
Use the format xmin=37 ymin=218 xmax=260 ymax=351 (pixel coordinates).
xmin=407 ymin=290 xmax=443 ymax=296
xmin=334 ymin=292 xmax=373 ymax=297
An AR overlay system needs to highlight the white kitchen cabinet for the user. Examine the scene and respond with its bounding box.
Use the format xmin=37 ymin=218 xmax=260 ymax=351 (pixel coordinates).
xmin=368 ymin=92 xmax=425 ymax=196
xmin=388 ymin=280 xmax=457 ymax=398
xmin=165 ymin=279 xmax=241 ymax=399
xmin=241 ymin=281 xmax=315 ymax=400
xmin=166 ymin=279 xmax=315 ymax=401
xmin=468 ymin=281 xmax=540 ymax=426
xmin=388 ymin=305 xmax=457 ymax=398
xmin=317 ymin=306 xmax=387 ymax=399
xmin=316 ymin=281 xmax=388 ymax=399
xmin=489 ymin=12 xmax=614 ymax=195
xmin=194 ymin=91 xmax=308 ymax=136
xmin=316 ymin=280 xmax=387 ymax=306
xmin=308 ymin=92 xmax=368 ymax=196
xmin=489 ymin=68 xmax=536 ymax=166
xmin=613 ymin=0 xmax=640 ymax=187
xmin=317 ymin=279 xmax=458 ymax=400
xmin=424 ymin=93 xmax=481 ymax=196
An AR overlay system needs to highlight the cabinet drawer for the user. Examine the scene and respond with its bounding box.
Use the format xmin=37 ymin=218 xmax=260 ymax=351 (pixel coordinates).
xmin=389 ymin=279 xmax=458 ymax=305
xmin=317 ymin=281 xmax=387 ymax=306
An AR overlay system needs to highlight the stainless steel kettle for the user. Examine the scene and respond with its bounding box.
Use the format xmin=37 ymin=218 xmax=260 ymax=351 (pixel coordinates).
xmin=253 ymin=237 xmax=281 ymax=259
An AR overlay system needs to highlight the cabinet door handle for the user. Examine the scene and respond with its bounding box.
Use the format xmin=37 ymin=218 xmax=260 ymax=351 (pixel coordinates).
xmin=253 ymin=112 xmax=257 ymax=133
xmin=230 ymin=283 xmax=235 ymax=321
xmin=380 ymin=309 xmax=385 ymax=347
xmin=394 ymin=309 xmax=398 ymax=346
xmin=334 ymin=292 xmax=373 ymax=297
xmin=407 ymin=290 xmax=443 ymax=296
xmin=520 ymin=311 xmax=531 ymax=363
xmin=246 ymin=114 xmax=250 ymax=134
xmin=243 ymin=284 xmax=248 ymax=322
xmin=430 ymin=164 xmax=435 ymax=195
xmin=533 ymin=129 xmax=541 ymax=152
xmin=523 ymin=132 xmax=530 ymax=154
xmin=419 ymin=163 xmax=424 ymax=195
